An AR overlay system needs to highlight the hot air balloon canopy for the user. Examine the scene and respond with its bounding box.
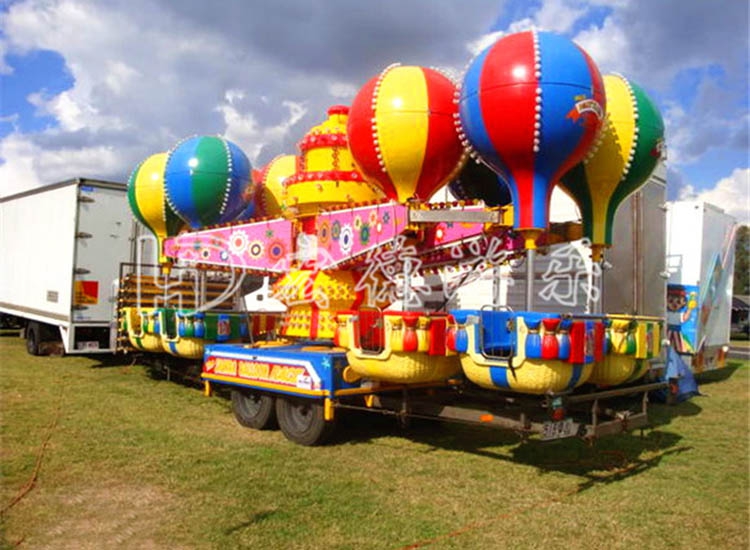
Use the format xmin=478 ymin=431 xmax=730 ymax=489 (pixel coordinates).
xmin=165 ymin=135 xmax=252 ymax=229
xmin=559 ymin=74 xmax=665 ymax=261
xmin=128 ymin=152 xmax=183 ymax=264
xmin=448 ymin=158 xmax=512 ymax=207
xmin=459 ymin=30 xmax=605 ymax=248
xmin=348 ymin=64 xmax=467 ymax=203
xmin=255 ymin=154 xmax=297 ymax=218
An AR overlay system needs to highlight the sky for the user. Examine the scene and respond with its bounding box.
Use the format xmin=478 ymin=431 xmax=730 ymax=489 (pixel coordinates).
xmin=1 ymin=0 xmax=748 ymax=223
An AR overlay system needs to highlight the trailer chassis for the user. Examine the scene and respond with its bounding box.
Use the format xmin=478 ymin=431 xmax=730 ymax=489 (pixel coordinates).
xmin=332 ymin=381 xmax=668 ymax=443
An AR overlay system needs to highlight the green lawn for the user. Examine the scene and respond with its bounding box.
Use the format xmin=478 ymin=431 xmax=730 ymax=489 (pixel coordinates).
xmin=1 ymin=336 xmax=748 ymax=549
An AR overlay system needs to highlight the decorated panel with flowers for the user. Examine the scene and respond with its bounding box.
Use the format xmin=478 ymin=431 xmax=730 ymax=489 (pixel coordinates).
xmin=314 ymin=202 xmax=409 ymax=269
xmin=163 ymin=218 xmax=294 ymax=273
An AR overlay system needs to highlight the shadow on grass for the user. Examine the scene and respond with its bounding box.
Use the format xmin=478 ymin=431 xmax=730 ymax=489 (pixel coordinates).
xmin=326 ymin=396 xmax=702 ymax=490
xmin=694 ymin=363 xmax=742 ymax=385
xmin=88 ymin=354 xmax=137 ymax=368
xmin=104 ymin=353 xmax=206 ymax=387
xmin=400 ymin=421 xmax=690 ymax=491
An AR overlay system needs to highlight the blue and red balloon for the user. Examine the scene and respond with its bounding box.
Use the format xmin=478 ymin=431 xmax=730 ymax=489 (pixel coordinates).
xmin=459 ymin=30 xmax=605 ymax=247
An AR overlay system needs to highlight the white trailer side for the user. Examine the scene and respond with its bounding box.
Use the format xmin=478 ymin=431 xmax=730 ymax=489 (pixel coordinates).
xmin=0 ymin=179 xmax=136 ymax=354
xmin=665 ymin=200 xmax=737 ymax=371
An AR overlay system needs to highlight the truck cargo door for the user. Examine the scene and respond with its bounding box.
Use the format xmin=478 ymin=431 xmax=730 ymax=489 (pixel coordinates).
xmin=72 ymin=184 xmax=133 ymax=323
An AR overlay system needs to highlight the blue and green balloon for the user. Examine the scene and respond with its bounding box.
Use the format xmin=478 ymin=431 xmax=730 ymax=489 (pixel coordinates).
xmin=165 ymin=135 xmax=253 ymax=229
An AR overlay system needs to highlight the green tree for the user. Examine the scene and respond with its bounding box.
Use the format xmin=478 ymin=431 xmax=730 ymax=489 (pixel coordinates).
xmin=734 ymin=225 xmax=750 ymax=295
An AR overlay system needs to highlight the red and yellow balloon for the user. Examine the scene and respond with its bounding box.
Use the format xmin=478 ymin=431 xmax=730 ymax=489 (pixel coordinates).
xmin=347 ymin=64 xmax=467 ymax=203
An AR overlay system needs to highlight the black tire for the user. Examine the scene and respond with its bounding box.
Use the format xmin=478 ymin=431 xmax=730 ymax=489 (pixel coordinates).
xmin=275 ymin=397 xmax=335 ymax=446
xmin=26 ymin=322 xmax=41 ymax=356
xmin=231 ymin=389 xmax=277 ymax=430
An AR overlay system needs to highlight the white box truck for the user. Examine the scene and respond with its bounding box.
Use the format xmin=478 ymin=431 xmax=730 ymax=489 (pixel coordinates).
xmin=0 ymin=179 xmax=137 ymax=354
xmin=665 ymin=200 xmax=737 ymax=371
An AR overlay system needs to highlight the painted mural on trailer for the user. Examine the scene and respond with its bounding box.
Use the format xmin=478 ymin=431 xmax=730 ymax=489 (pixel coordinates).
xmin=667 ymin=284 xmax=699 ymax=353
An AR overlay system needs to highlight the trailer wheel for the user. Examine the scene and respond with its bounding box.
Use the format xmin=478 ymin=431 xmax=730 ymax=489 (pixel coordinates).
xmin=26 ymin=322 xmax=41 ymax=356
xmin=231 ymin=389 xmax=276 ymax=430
xmin=275 ymin=397 xmax=334 ymax=446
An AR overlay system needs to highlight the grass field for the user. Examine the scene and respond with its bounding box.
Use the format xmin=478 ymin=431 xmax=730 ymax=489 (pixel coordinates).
xmin=1 ymin=335 xmax=748 ymax=549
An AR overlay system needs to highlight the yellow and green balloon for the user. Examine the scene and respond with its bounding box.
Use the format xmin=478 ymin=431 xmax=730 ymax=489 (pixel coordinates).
xmin=127 ymin=152 xmax=183 ymax=265
xmin=559 ymin=73 xmax=665 ymax=261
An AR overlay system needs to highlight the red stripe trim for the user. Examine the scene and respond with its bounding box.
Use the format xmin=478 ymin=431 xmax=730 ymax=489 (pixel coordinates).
xmin=348 ymin=75 xmax=398 ymax=199
xmin=350 ymin=271 xmax=366 ymax=310
xmin=286 ymin=169 xmax=365 ymax=185
xmin=479 ymin=32 xmax=538 ymax=227
xmin=308 ymin=271 xmax=320 ymax=339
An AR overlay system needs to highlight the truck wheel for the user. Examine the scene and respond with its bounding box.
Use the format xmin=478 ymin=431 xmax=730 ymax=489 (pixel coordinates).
xmin=26 ymin=322 xmax=41 ymax=356
xmin=275 ymin=397 xmax=335 ymax=446
xmin=231 ymin=389 xmax=276 ymax=430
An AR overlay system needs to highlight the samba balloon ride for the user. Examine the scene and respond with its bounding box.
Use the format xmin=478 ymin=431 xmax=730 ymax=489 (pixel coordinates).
xmin=119 ymin=30 xmax=669 ymax=446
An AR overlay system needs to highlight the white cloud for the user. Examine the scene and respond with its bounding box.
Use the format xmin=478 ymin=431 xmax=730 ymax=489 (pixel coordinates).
xmin=1 ymin=0 xmax=354 ymax=189
xmin=468 ymin=0 xmax=587 ymax=56
xmin=103 ymin=60 xmax=139 ymax=95
xmin=327 ymin=81 xmax=358 ymax=100
xmin=467 ymin=31 xmax=505 ymax=56
xmin=661 ymin=100 xmax=692 ymax=165
xmin=573 ymin=15 xmax=632 ymax=75
xmin=0 ymin=132 xmax=121 ymax=197
xmin=224 ymin=89 xmax=246 ymax=105
xmin=679 ymin=168 xmax=750 ymax=225
xmin=216 ymin=98 xmax=307 ymax=164
xmin=0 ymin=39 xmax=12 ymax=74
xmin=0 ymin=133 xmax=41 ymax=195
xmin=2 ymin=1 xmax=144 ymax=132
xmin=535 ymin=0 xmax=587 ymax=33
xmin=0 ymin=113 xmax=20 ymax=127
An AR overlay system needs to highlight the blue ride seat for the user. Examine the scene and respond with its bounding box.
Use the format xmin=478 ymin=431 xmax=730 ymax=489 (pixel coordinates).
xmin=479 ymin=310 xmax=514 ymax=356
xmin=449 ymin=309 xmax=515 ymax=356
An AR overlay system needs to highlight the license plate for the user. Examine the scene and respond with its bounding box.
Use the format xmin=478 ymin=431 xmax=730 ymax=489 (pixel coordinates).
xmin=78 ymin=341 xmax=100 ymax=350
xmin=542 ymin=418 xmax=578 ymax=440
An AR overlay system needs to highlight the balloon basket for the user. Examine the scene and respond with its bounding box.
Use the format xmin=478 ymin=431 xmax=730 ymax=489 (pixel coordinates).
xmin=123 ymin=307 xmax=251 ymax=359
xmin=448 ymin=310 xmax=604 ymax=394
xmin=340 ymin=310 xmax=461 ymax=384
xmin=588 ymin=314 xmax=662 ymax=386
xmin=122 ymin=307 xmax=163 ymax=353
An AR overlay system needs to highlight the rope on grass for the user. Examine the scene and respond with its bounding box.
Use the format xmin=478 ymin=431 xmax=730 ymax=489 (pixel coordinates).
xmin=401 ymin=484 xmax=581 ymax=550
xmin=1 ymin=383 xmax=65 ymax=516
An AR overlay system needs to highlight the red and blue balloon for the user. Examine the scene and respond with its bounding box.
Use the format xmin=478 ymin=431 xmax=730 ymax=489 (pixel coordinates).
xmin=459 ymin=30 xmax=605 ymax=248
